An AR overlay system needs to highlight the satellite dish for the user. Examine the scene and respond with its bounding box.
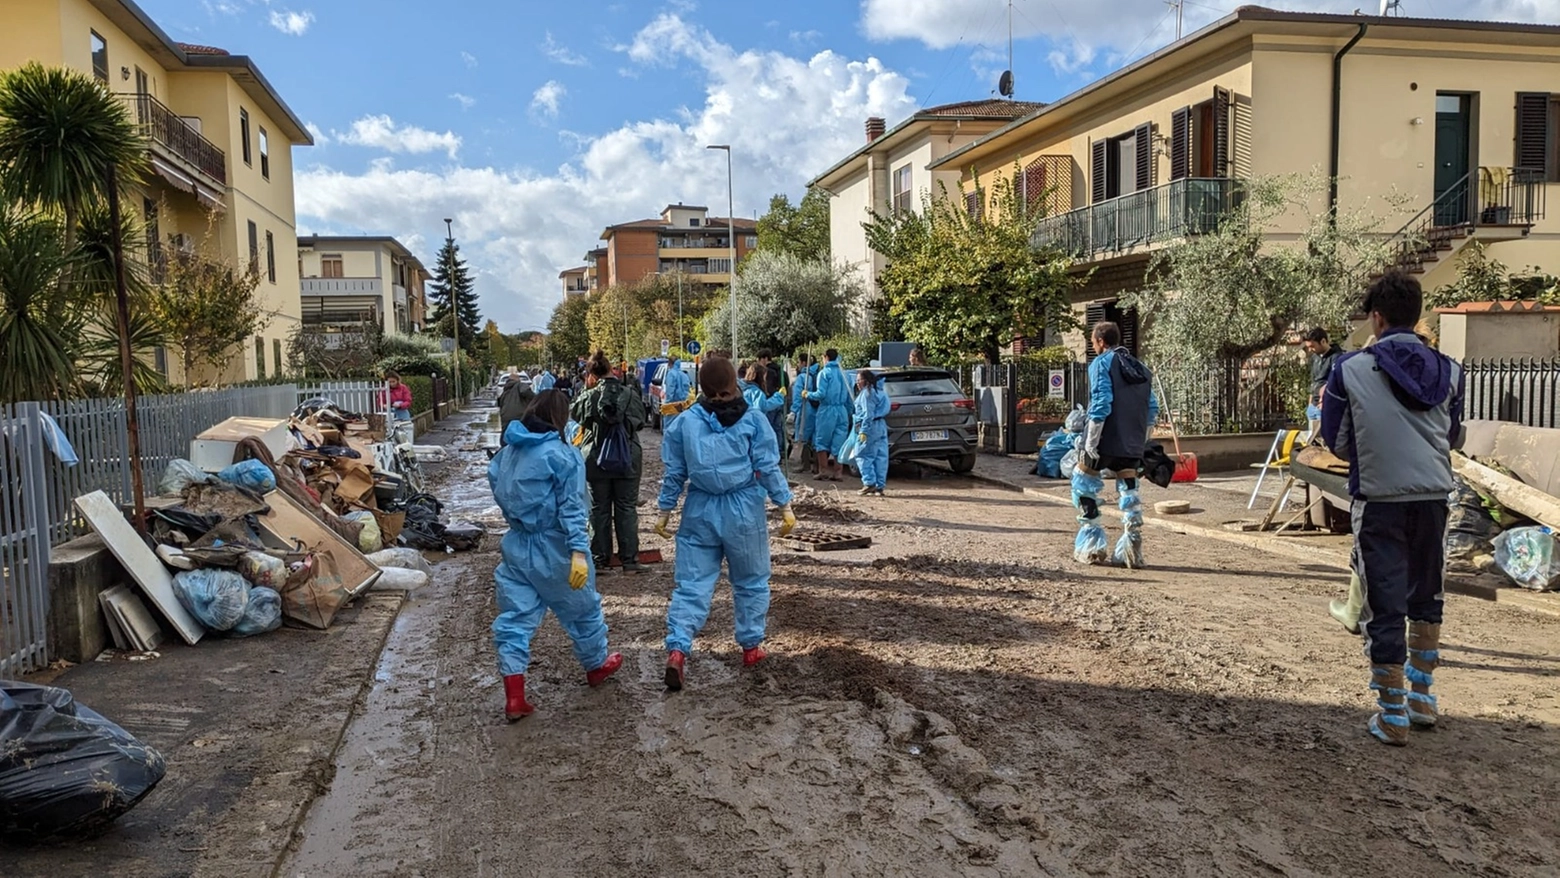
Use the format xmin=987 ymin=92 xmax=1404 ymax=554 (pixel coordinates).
xmin=998 ymin=70 xmax=1014 ymax=98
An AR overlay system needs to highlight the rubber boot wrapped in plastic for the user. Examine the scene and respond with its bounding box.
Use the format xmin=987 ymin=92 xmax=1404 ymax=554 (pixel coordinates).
xmin=1112 ymin=483 xmax=1145 ymax=569
xmin=1071 ymin=469 xmax=1108 ymax=564
xmin=0 ymin=681 xmax=166 ymax=842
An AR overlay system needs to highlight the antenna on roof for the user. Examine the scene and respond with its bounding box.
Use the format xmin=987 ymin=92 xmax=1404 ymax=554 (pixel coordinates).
xmin=998 ymin=0 xmax=1015 ymax=99
xmin=1168 ymin=0 xmax=1184 ymax=39
xmin=1379 ymin=0 xmax=1403 ymax=15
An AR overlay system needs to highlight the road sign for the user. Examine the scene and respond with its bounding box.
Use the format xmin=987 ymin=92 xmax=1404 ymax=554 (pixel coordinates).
xmin=686 ymin=340 xmax=702 ymax=355
xmin=660 ymin=338 xmax=670 ymax=356
xmin=1047 ymin=369 xmax=1066 ymax=398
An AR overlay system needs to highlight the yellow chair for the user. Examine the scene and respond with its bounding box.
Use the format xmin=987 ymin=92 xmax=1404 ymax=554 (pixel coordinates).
xmin=1247 ymin=428 xmax=1301 ymax=509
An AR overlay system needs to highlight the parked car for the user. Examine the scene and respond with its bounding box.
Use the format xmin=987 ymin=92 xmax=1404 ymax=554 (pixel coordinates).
xmin=853 ymin=368 xmax=977 ymax=472
xmin=648 ymin=360 xmax=698 ymax=430
xmin=635 ymin=357 xmax=667 ymax=410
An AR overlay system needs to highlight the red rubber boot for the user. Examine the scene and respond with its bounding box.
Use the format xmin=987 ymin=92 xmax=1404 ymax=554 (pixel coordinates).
xmin=742 ymin=646 xmax=767 ymax=667
xmin=503 ymin=674 xmax=534 ymax=722
xmin=665 ymin=650 xmax=686 ymax=691
xmin=586 ymin=652 xmax=623 ymax=687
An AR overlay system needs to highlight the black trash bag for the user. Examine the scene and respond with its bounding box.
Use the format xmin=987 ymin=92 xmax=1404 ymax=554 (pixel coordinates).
xmin=442 ymin=521 xmax=484 ymax=552
xmin=0 ymin=681 xmax=166 ymax=843
xmin=398 ymin=518 xmax=447 ymax=551
xmin=402 ymin=493 xmax=443 ymax=521
xmin=1447 ymin=474 xmax=1500 ymax=567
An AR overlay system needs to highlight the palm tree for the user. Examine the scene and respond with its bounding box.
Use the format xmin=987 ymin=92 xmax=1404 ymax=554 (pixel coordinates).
xmin=0 ymin=205 xmax=80 ymax=403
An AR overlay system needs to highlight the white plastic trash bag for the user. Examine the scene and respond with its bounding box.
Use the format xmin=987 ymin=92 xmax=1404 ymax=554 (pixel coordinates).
xmin=365 ymin=548 xmax=435 ymax=576
xmin=157 ymin=459 xmax=209 ymax=495
xmin=372 ymin=568 xmax=429 ymax=593
xmin=1492 ymin=526 xmax=1560 ymax=591
xmin=237 ymin=552 xmax=287 ymax=589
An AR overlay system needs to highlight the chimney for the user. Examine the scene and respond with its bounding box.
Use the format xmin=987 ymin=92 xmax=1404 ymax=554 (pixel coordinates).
xmin=865 ymin=117 xmax=886 ymax=142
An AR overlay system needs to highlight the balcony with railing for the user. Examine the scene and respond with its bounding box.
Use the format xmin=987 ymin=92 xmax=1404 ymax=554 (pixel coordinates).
xmin=302 ymin=277 xmax=384 ymax=297
xmin=1032 ymin=177 xmax=1242 ymax=261
xmin=122 ymin=93 xmax=227 ymax=187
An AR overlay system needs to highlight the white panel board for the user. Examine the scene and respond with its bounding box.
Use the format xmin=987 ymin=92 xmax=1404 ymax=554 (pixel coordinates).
xmin=75 ymin=491 xmax=205 ymax=645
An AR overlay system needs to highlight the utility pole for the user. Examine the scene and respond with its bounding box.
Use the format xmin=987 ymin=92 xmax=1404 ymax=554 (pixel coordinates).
xmin=443 ymin=217 xmax=462 ymax=406
xmin=707 ymin=144 xmax=737 ymax=360
xmin=676 ymin=269 xmax=684 ymax=355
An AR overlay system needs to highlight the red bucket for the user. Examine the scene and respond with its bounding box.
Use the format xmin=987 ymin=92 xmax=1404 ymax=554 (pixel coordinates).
xmin=1170 ymin=451 xmax=1199 ymax=483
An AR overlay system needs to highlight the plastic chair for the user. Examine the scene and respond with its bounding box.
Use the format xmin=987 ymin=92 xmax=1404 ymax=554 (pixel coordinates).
xmin=1247 ymin=428 xmax=1301 ymax=509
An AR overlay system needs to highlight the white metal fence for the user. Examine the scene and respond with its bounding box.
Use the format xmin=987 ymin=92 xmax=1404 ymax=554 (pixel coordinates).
xmin=297 ymin=380 xmax=383 ymax=417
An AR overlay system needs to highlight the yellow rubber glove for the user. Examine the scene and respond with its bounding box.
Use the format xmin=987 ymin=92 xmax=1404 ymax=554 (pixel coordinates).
xmin=569 ymin=552 xmax=589 ymax=589
xmin=801 ymin=390 xmax=810 ymax=399
xmin=654 ymin=511 xmax=674 ymax=539
xmin=858 ymin=432 xmax=867 ymax=444
xmin=779 ymin=505 xmax=797 ymax=537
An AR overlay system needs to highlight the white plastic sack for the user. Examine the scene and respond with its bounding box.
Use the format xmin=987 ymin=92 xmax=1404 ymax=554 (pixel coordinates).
xmin=1059 ymin=448 xmax=1079 ymax=479
xmin=157 ymin=459 xmax=210 ymax=495
xmin=1493 ymin=526 xmax=1560 ymax=591
xmin=365 ymin=548 xmax=435 ymax=576
xmin=237 ymin=552 xmax=287 ymax=590
xmin=371 ymin=568 xmax=429 ymax=593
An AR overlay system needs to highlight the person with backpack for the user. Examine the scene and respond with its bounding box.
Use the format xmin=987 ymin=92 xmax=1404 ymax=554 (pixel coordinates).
xmin=572 ymin=351 xmax=648 ymax=574
xmin=487 ymin=390 xmax=623 ymax=720
xmin=654 ymin=357 xmax=795 ymax=692
xmin=497 ymin=372 xmax=535 ymax=434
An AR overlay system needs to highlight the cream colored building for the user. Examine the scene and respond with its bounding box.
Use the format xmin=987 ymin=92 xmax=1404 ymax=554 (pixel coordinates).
xmin=930 ymin=8 xmax=1560 ymax=356
xmin=810 ymin=100 xmax=1045 ymax=293
xmin=297 ymin=236 xmax=430 ymax=335
xmin=559 ymin=266 xmax=589 ymax=301
xmin=0 ymin=0 xmax=313 ymax=383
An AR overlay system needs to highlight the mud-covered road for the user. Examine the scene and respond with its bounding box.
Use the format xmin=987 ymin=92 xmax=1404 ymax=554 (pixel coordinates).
xmin=281 ymin=408 xmax=1560 ymax=878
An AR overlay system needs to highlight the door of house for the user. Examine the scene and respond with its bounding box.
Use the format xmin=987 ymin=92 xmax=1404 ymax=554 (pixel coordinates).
xmin=1434 ymin=93 xmax=1471 ymax=226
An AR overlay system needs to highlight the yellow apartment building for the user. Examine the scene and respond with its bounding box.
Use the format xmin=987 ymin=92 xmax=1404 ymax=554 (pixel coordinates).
xmin=0 ymin=0 xmax=313 ymax=383
xmin=930 ymin=8 xmax=1560 ymax=355
xmin=297 ymin=235 xmax=430 ymax=335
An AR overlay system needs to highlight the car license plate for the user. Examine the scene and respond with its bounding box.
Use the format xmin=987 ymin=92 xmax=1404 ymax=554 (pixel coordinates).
xmin=911 ymin=430 xmax=948 ymax=442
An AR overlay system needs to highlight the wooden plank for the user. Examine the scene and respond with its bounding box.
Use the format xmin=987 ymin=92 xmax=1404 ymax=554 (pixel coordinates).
xmin=257 ymin=490 xmax=382 ymax=598
xmin=76 ymin=490 xmax=205 ymax=645
xmin=1452 ymin=453 xmax=1560 ymax=530
xmin=779 ymin=530 xmax=872 ymax=552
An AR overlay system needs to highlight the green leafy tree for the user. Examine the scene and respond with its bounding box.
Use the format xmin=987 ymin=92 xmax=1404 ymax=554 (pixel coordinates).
xmin=701 ymin=250 xmax=863 ymax=356
xmin=547 ymin=293 xmax=592 ymax=367
xmin=756 ymin=188 xmax=830 ymax=262
xmin=1122 ymin=174 xmax=1410 ymax=366
xmin=148 ymin=238 xmax=269 ymax=387
xmin=588 ymin=273 xmax=716 ymax=363
xmin=0 ymin=206 xmax=82 ymax=402
xmin=865 ymin=171 xmax=1081 ymax=364
xmin=1426 ymin=239 xmax=1560 ymax=309
xmin=428 ymin=236 xmax=480 ymax=348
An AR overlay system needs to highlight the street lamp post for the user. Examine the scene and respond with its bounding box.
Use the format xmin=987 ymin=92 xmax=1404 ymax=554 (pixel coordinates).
xmin=706 ymin=144 xmax=736 ymax=361
xmin=444 ymin=217 xmax=461 ymax=406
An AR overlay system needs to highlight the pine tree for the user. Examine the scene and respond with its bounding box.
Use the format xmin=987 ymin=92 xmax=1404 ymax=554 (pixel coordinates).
xmin=428 ymin=237 xmax=481 ymax=343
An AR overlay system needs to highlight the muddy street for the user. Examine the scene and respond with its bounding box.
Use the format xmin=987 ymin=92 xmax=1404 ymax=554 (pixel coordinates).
xmin=281 ymin=407 xmax=1560 ymax=878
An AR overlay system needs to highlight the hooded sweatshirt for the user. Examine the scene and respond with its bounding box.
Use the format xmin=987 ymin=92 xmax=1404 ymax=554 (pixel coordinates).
xmin=1087 ymin=347 xmax=1159 ymax=460
xmin=1320 ymin=329 xmax=1465 ymax=501
xmin=487 ymin=419 xmax=589 ymax=555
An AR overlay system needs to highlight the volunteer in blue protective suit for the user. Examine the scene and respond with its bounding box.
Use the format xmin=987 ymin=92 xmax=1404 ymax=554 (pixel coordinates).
xmin=535 ymin=368 xmax=556 ymax=392
xmin=1072 ymin=321 xmax=1159 ymax=569
xmin=810 ymin=348 xmax=851 ymax=481
xmin=742 ymin=363 xmax=788 ymax=456
xmin=661 ymin=355 xmax=693 ymax=425
xmin=486 ymin=390 xmax=623 ymax=721
xmin=653 ymin=357 xmax=796 ymax=692
xmin=791 ymin=353 xmax=818 ymax=473
xmin=852 ymin=369 xmax=891 ymax=496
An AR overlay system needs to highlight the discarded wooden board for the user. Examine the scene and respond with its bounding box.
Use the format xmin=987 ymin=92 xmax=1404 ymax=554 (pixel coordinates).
xmin=76 ymin=491 xmax=206 ymax=645
xmin=101 ymin=586 xmax=166 ymax=651
xmin=257 ymin=490 xmax=382 ymax=598
xmin=98 ymin=589 xmax=131 ymax=651
xmin=1452 ymin=453 xmax=1560 ymax=531
xmin=778 ymin=530 xmax=872 ymax=552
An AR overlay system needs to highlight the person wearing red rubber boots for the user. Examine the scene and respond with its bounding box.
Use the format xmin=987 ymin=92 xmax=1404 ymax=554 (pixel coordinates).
xmin=655 ymin=357 xmax=795 ymax=691
xmin=486 ymin=390 xmax=623 ymax=720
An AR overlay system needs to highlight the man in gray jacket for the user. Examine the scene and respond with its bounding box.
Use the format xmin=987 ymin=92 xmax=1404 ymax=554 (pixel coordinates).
xmin=1321 ymin=272 xmax=1464 ymax=746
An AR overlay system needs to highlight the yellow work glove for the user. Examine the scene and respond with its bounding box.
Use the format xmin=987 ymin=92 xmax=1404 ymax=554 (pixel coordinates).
xmin=778 ymin=505 xmax=797 ymax=537
xmin=654 ymin=511 xmax=674 ymax=539
xmin=801 ymin=390 xmax=810 ymax=399
xmin=660 ymin=401 xmax=683 ymax=416
xmin=857 ymin=432 xmax=867 ymax=444
xmin=569 ymin=552 xmax=589 ymax=590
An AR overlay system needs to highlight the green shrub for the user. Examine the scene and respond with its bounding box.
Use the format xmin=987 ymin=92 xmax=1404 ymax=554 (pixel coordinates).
xmin=380 ymin=332 xmax=443 ymax=359
xmin=403 ymin=375 xmax=434 ymax=416
xmin=813 ymin=333 xmax=880 ymax=369
xmin=376 ymin=352 xmax=445 ymax=377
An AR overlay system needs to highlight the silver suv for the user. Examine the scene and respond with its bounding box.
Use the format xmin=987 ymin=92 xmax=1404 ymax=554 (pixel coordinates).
xmin=866 ymin=368 xmax=978 ymax=473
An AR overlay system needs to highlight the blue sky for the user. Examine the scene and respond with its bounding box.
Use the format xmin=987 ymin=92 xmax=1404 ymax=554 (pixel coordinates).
xmin=138 ymin=0 xmax=1559 ymax=332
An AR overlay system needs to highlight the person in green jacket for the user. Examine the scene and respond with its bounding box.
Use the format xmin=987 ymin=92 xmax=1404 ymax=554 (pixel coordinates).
xmin=571 ymin=351 xmax=649 ymax=574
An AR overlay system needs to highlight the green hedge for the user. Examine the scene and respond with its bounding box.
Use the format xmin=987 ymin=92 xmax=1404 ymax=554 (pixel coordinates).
xmin=403 ymin=375 xmax=434 ymax=416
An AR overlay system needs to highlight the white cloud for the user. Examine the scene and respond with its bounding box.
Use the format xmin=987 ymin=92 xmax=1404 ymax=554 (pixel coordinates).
xmin=860 ymin=0 xmax=1560 ymax=73
xmin=541 ymin=32 xmax=589 ymax=66
xmin=304 ymin=121 xmax=328 ymax=145
xmin=529 ymin=81 xmax=566 ymax=119
xmin=450 ymin=92 xmax=477 ymax=110
xmin=460 ymin=50 xmax=478 ymax=68
xmin=267 ymin=8 xmax=313 ymax=36
xmin=295 ymin=13 xmax=916 ymax=333
xmin=334 ymin=115 xmax=461 ymax=159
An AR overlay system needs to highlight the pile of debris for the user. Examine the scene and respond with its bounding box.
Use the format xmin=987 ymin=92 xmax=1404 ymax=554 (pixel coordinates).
xmin=1450 ymin=453 xmax=1560 ymax=591
xmin=788 ymin=483 xmax=867 ymax=524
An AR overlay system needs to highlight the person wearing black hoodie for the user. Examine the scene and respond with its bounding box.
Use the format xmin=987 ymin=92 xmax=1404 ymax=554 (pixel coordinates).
xmin=1322 ymin=272 xmax=1464 ymax=747
xmin=1073 ymin=322 xmax=1158 ymax=568
xmin=572 ymin=352 xmax=648 ymax=574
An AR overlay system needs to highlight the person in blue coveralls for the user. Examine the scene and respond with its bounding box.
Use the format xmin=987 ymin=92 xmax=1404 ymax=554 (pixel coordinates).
xmin=661 ymin=354 xmax=693 ymax=425
xmin=534 ymin=367 xmax=556 ymax=392
xmin=852 ymin=369 xmax=892 ymax=496
xmin=809 ymin=348 xmax=851 ymax=481
xmin=1072 ymin=322 xmax=1158 ymax=569
xmin=742 ymin=362 xmax=787 ymax=455
xmin=653 ymin=357 xmax=796 ymax=692
xmin=486 ymin=390 xmax=623 ymax=720
xmin=791 ymin=353 xmax=818 ymax=473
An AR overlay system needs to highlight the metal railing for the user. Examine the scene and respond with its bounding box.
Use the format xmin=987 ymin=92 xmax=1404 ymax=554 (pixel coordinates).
xmin=297 ymin=380 xmax=382 ymax=416
xmin=1362 ymin=168 xmax=1547 ymax=286
xmin=1032 ymin=177 xmax=1242 ymax=260
xmin=1151 ymin=356 xmax=1295 ymax=436
xmin=1476 ymin=167 xmax=1546 ymax=227
xmin=302 ymin=277 xmax=384 ymax=296
xmin=123 ymin=92 xmax=227 ymax=185
xmin=1462 ymin=357 xmax=1560 ymax=429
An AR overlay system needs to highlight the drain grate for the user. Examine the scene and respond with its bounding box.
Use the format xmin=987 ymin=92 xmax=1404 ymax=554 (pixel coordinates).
xmin=778 ymin=530 xmax=872 ymax=551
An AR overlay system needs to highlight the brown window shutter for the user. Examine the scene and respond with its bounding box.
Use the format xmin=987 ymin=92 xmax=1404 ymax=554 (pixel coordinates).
xmin=1170 ymin=106 xmax=1191 ymax=180
xmin=1134 ymin=122 xmax=1154 ymax=191
xmin=1515 ymin=92 xmax=1551 ymax=177
xmin=1083 ymin=301 xmax=1107 ymax=362
xmin=1023 ymin=158 xmax=1047 ymax=214
xmin=965 ymin=189 xmax=981 ymax=219
xmin=1212 ymin=86 xmax=1232 ymax=178
xmin=1118 ymin=307 xmax=1140 ymax=358
xmin=1090 ymin=139 xmax=1108 ymax=204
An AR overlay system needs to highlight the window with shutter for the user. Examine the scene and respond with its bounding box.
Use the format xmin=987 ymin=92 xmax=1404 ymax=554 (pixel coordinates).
xmin=1023 ymin=158 xmax=1047 ymax=214
xmin=1515 ymin=92 xmax=1552 ymax=180
xmin=1083 ymin=302 xmax=1108 ymax=362
xmin=1170 ymin=107 xmax=1191 ymax=180
xmin=1091 ymin=140 xmax=1108 ymax=204
xmin=1134 ymin=122 xmax=1154 ymax=191
xmin=1212 ymin=87 xmax=1231 ymax=179
xmin=965 ymin=189 xmax=982 ymax=219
